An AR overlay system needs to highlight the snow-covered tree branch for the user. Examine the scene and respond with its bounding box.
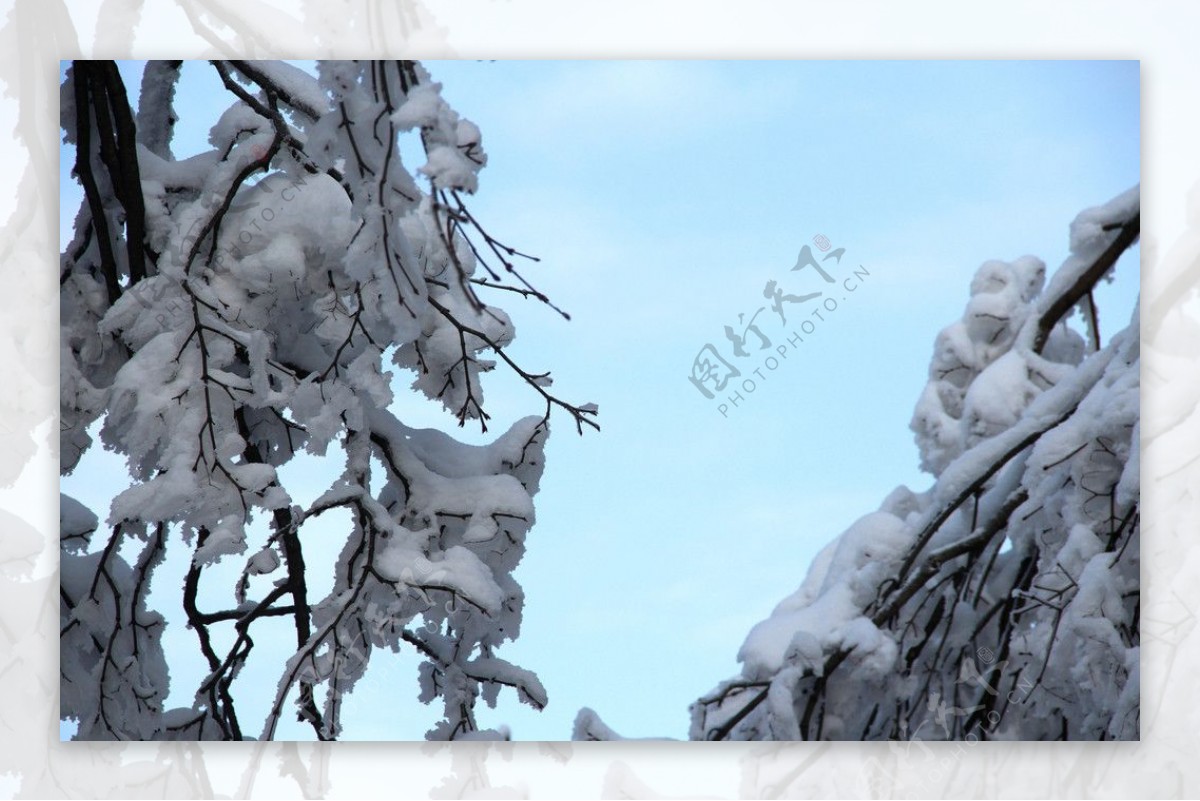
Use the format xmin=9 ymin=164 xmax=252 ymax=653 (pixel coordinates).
xmin=60 ymin=60 xmax=593 ymax=741
xmin=580 ymin=186 xmax=1140 ymax=742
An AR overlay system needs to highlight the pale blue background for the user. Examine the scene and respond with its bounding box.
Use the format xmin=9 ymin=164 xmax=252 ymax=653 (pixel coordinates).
xmin=60 ymin=60 xmax=1140 ymax=740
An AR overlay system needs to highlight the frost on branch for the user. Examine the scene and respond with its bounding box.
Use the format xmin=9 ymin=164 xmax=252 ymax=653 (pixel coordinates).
xmin=60 ymin=60 xmax=594 ymax=740
xmin=670 ymin=186 xmax=1140 ymax=742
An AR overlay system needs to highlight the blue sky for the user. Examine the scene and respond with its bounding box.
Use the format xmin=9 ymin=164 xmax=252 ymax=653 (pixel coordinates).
xmin=60 ymin=60 xmax=1139 ymax=740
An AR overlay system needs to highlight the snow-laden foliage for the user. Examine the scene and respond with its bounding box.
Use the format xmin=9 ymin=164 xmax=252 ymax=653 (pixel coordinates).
xmin=694 ymin=186 xmax=1139 ymax=741
xmin=581 ymin=187 xmax=1140 ymax=742
xmin=60 ymin=60 xmax=595 ymax=741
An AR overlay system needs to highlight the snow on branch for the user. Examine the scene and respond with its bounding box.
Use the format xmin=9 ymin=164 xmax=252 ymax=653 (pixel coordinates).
xmin=674 ymin=187 xmax=1140 ymax=742
xmin=60 ymin=60 xmax=595 ymax=741
xmin=1027 ymin=186 xmax=1140 ymax=355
